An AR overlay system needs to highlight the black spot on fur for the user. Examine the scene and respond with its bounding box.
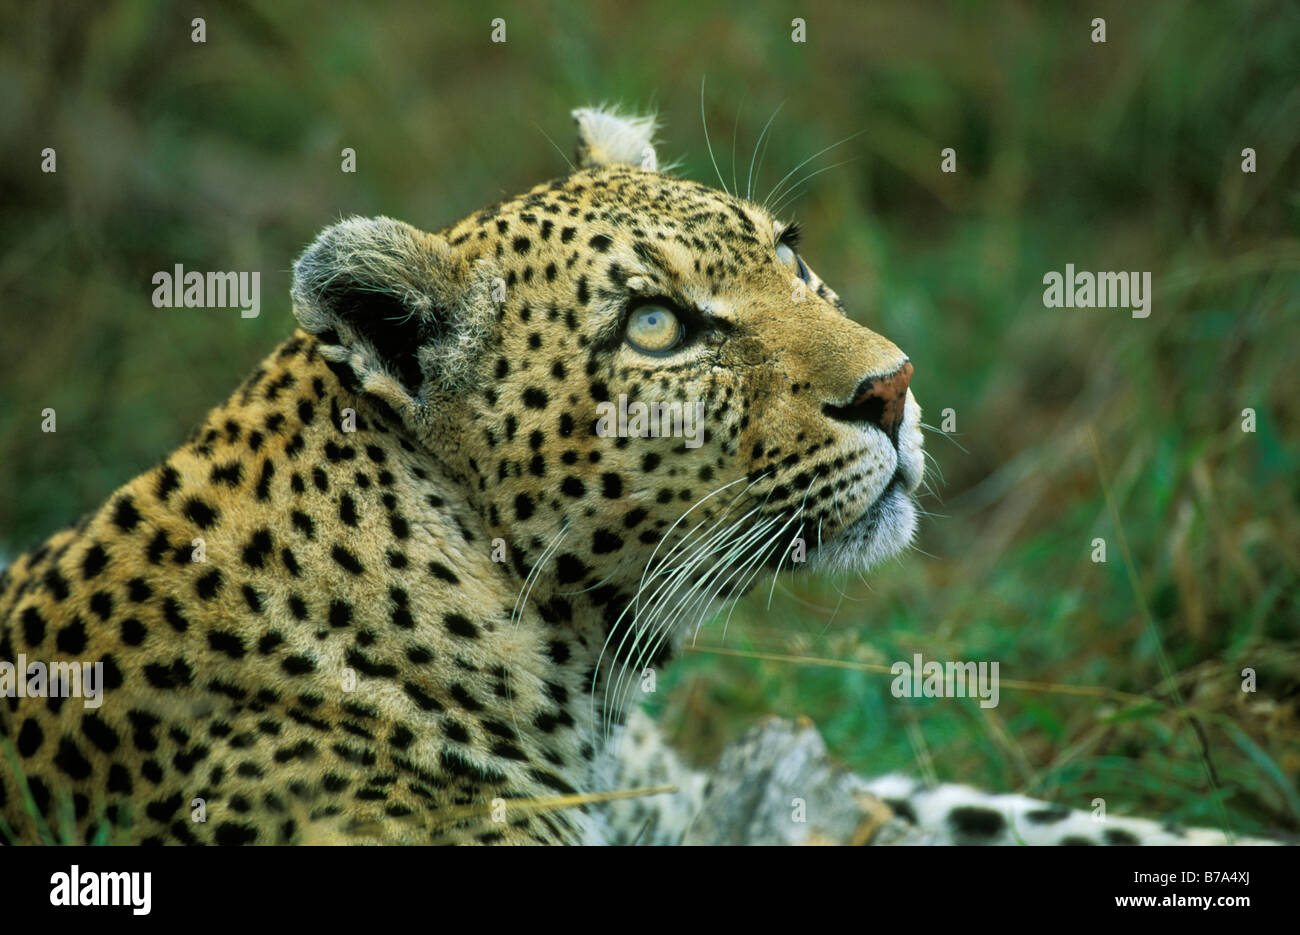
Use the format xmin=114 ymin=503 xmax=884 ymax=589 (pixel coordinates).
xmin=195 ymin=569 xmax=223 ymax=600
xmin=111 ymin=496 xmax=142 ymax=531
xmin=208 ymin=629 xmax=246 ymax=659
xmin=182 ymin=497 xmax=220 ymax=529
xmin=215 ymin=821 xmax=258 ymax=845
xmin=403 ymin=682 xmax=444 ymax=712
xmin=241 ymin=528 xmax=275 ymax=568
xmin=282 ymin=654 xmax=316 ymax=675
xmin=56 ymin=616 xmax=88 ymax=653
xmin=42 ymin=568 xmax=70 ymax=601
xmin=948 ymin=806 xmax=1006 ymax=838
xmin=162 ymin=597 xmax=190 ymax=632
xmin=1026 ymin=806 xmax=1070 ymax=824
xmin=256 ymin=460 xmax=275 ymax=501
xmin=427 ymin=561 xmax=459 ymax=584
xmin=80 ymin=713 xmax=120 ymax=753
xmin=555 ymin=553 xmax=588 ymax=584
xmin=331 ymin=544 xmax=365 ymax=575
xmin=155 ymin=465 xmax=181 ymax=501
xmin=329 ymin=599 xmax=353 ymax=628
xmin=241 ymin=584 xmax=264 ymax=614
xmin=523 ymin=387 xmax=549 ymax=409
xmin=20 ymin=607 xmax=46 ymax=646
xmin=119 ymin=616 xmax=147 ymax=645
xmin=89 ymin=591 xmax=114 ymax=621
xmin=81 ymin=543 xmax=109 ymax=579
xmin=16 ymin=718 xmax=43 ymax=757
xmin=210 ymin=461 xmax=243 ymax=487
xmin=126 ymin=577 xmax=152 ymax=602
xmin=601 ymin=473 xmax=623 ymax=498
xmin=444 ymin=613 xmax=479 ymax=639
xmin=53 ymin=737 xmax=93 ymax=780
xmin=340 ymin=494 xmax=359 ymax=526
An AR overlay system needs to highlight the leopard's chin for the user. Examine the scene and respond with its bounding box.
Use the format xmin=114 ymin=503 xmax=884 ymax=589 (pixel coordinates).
xmin=806 ymin=474 xmax=917 ymax=573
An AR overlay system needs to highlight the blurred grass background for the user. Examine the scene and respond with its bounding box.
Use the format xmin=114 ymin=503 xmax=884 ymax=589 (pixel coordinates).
xmin=1 ymin=0 xmax=1297 ymax=838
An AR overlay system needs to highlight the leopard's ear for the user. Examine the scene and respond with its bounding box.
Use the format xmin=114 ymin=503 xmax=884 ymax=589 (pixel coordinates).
xmin=572 ymin=107 xmax=659 ymax=171
xmin=291 ymin=217 xmax=496 ymax=422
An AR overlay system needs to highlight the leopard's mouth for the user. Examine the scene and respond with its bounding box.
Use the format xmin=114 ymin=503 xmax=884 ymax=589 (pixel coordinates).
xmin=804 ymin=469 xmax=918 ymax=573
xmin=850 ymin=470 xmax=911 ymax=532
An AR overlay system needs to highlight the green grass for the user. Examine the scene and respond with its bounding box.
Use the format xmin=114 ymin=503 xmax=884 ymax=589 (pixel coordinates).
xmin=0 ymin=738 xmax=119 ymax=845
xmin=1 ymin=0 xmax=1297 ymax=839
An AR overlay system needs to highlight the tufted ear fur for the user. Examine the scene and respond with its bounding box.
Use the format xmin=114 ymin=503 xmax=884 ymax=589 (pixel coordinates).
xmin=572 ymin=107 xmax=659 ymax=171
xmin=291 ymin=216 xmax=496 ymax=425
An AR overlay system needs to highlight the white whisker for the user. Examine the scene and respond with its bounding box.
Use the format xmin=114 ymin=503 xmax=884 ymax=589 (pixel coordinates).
xmin=763 ymin=130 xmax=864 ymax=211
xmin=700 ymin=76 xmax=729 ymax=195
xmin=747 ymin=102 xmax=785 ymax=201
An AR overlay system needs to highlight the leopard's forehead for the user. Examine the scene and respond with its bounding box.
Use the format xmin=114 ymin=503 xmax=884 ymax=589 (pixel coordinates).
xmin=444 ymin=165 xmax=785 ymax=276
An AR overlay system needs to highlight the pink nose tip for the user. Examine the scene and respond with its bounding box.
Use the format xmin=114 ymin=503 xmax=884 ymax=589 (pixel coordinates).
xmin=824 ymin=361 xmax=913 ymax=443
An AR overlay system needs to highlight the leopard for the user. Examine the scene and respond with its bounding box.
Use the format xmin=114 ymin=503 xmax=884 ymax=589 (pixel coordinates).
xmin=0 ymin=108 xmax=1268 ymax=846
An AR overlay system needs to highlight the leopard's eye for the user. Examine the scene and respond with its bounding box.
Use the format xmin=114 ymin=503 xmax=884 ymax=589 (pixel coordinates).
xmin=625 ymin=303 xmax=682 ymax=354
xmin=777 ymin=243 xmax=810 ymax=282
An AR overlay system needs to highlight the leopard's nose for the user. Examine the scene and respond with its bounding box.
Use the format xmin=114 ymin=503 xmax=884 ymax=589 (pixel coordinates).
xmin=822 ymin=361 xmax=913 ymax=445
